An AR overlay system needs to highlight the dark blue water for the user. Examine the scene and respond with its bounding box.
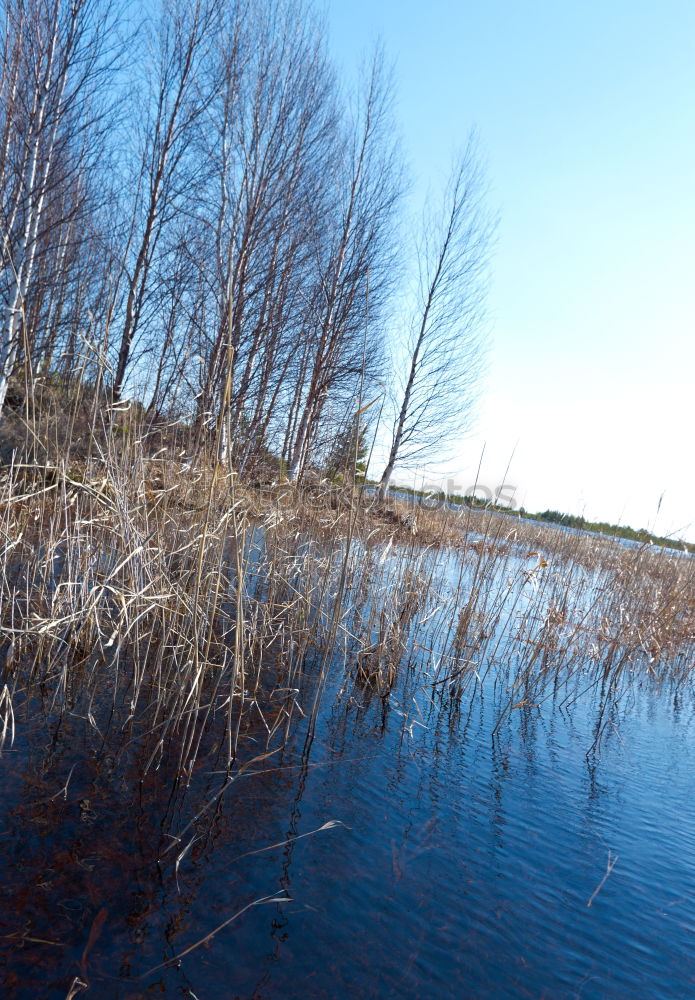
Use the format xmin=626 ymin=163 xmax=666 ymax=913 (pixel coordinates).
xmin=184 ymin=681 xmax=695 ymax=1000
xmin=2 ymin=659 xmax=693 ymax=999
xmin=2 ymin=522 xmax=694 ymax=998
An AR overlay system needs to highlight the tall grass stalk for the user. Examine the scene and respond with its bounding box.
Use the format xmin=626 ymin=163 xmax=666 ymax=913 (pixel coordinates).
xmin=1 ymin=381 xmax=693 ymax=783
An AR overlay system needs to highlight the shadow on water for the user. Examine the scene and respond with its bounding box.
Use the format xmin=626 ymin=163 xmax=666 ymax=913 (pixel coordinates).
xmin=2 ymin=528 xmax=695 ymax=999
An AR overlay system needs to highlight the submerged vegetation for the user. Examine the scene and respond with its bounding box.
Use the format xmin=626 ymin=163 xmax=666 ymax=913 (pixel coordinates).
xmin=1 ymin=389 xmax=694 ymax=993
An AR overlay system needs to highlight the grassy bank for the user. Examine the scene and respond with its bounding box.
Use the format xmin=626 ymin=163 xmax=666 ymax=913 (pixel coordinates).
xmin=384 ymin=483 xmax=694 ymax=554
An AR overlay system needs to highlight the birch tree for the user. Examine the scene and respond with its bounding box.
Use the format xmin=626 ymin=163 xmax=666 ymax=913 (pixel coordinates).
xmin=377 ymin=137 xmax=493 ymax=502
xmin=193 ymin=0 xmax=336 ymax=467
xmin=285 ymin=51 xmax=401 ymax=481
xmin=0 ymin=0 xmax=117 ymax=413
xmin=109 ymin=0 xmax=220 ymax=402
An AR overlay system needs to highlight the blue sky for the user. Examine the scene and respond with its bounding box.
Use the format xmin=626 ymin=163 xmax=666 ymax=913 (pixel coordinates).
xmin=325 ymin=0 xmax=694 ymax=539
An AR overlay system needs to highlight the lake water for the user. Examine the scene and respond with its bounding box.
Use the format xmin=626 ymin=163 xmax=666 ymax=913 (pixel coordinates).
xmin=1 ymin=533 xmax=694 ymax=999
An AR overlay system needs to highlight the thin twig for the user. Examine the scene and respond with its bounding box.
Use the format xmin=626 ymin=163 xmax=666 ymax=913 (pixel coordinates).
xmin=587 ymin=850 xmax=618 ymax=907
xmin=140 ymin=893 xmax=290 ymax=978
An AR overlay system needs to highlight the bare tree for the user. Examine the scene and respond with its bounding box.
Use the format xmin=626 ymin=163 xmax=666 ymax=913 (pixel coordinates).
xmin=376 ymin=136 xmax=494 ymax=502
xmin=0 ymin=0 xmax=119 ymax=413
xmin=110 ymin=0 xmax=219 ymax=401
xmin=285 ymin=50 xmax=401 ymax=481
xmin=194 ymin=0 xmax=337 ymax=467
xmin=0 ymin=0 xmax=489 ymax=498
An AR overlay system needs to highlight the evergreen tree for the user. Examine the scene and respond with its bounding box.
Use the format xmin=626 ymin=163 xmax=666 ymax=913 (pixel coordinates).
xmin=325 ymin=416 xmax=367 ymax=483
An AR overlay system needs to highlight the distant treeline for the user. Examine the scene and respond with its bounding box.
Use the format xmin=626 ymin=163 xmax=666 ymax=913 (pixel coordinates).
xmin=382 ymin=485 xmax=694 ymax=554
xmin=526 ymin=509 xmax=693 ymax=554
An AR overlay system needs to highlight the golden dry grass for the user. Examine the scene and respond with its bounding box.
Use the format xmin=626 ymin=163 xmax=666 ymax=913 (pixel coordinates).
xmin=0 ymin=440 xmax=692 ymax=773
